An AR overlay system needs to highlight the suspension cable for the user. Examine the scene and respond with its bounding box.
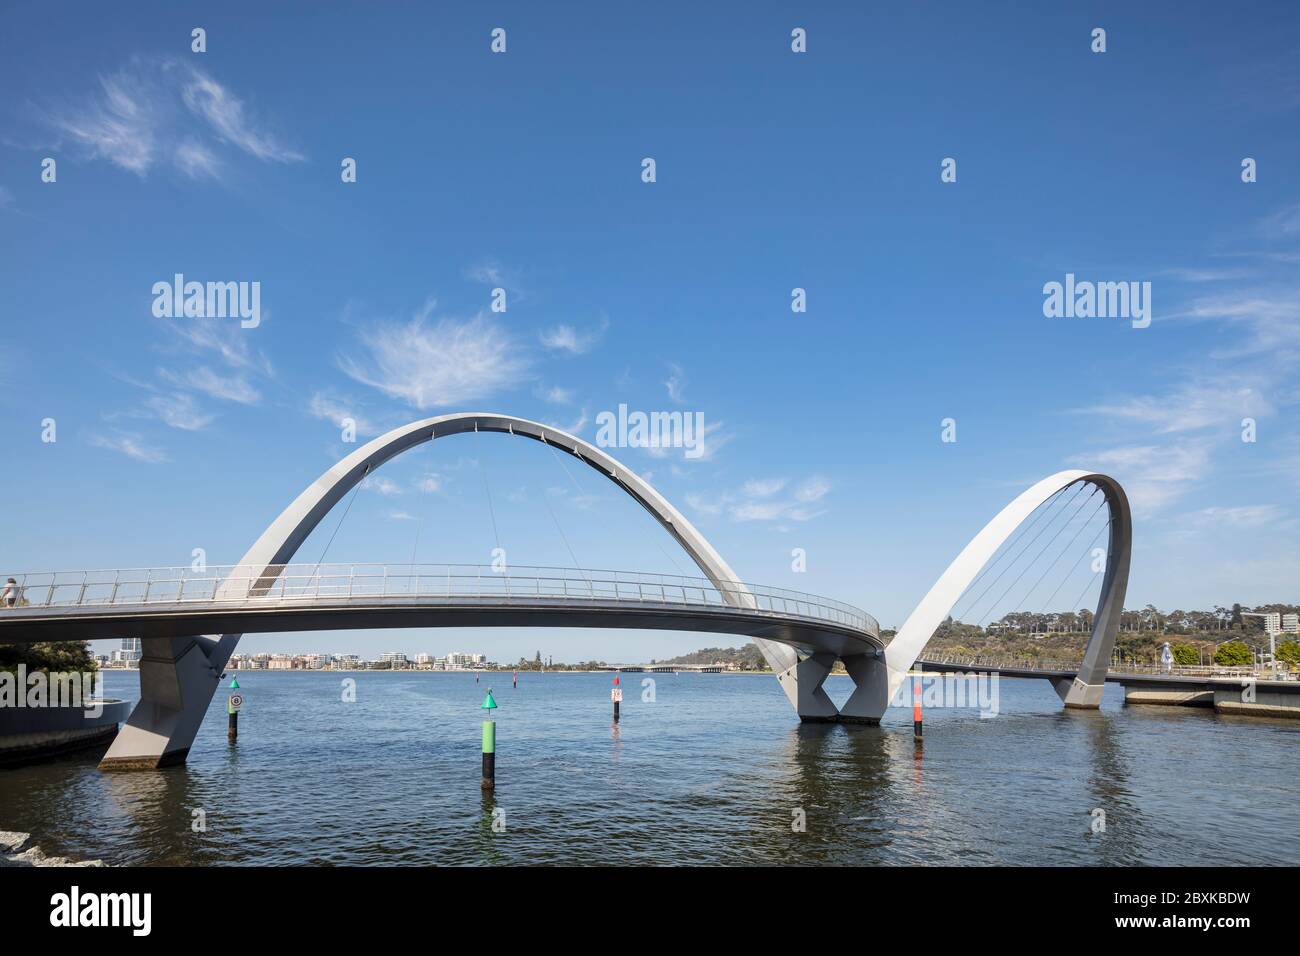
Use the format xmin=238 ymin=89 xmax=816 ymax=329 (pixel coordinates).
xmin=957 ymin=481 xmax=1087 ymax=625
xmin=539 ymin=436 xmax=595 ymax=585
xmin=541 ymin=485 xmax=586 ymax=577
xmin=410 ymin=439 xmax=436 ymax=573
xmin=1008 ymin=489 xmax=1106 ymax=618
xmin=975 ymin=482 xmax=1095 ymax=626
xmin=477 ymin=426 xmax=502 ymax=556
xmin=1066 ymin=565 xmax=1105 ymax=632
xmin=313 ymin=473 xmax=365 ymax=570
xmin=949 ymin=483 xmax=1073 ymax=621
xmin=1037 ymin=515 xmax=1113 ymax=617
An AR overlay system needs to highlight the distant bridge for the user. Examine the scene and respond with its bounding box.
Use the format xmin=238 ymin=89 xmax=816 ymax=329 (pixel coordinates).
xmin=916 ymin=654 xmax=1300 ymax=718
xmin=599 ymin=663 xmax=727 ymax=673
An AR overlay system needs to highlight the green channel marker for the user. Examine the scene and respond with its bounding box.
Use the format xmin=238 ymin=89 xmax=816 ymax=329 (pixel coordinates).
xmin=480 ymin=690 xmax=497 ymax=791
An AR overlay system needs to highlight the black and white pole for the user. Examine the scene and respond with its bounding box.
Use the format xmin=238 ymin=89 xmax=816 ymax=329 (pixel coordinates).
xmin=612 ymin=673 xmax=622 ymax=723
xmin=227 ymin=677 xmax=243 ymax=742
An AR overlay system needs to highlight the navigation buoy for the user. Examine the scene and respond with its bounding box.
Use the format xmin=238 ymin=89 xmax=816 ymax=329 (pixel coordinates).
xmin=227 ymin=676 xmax=243 ymax=742
xmin=612 ymin=673 xmax=622 ymax=723
xmin=913 ymin=671 xmax=923 ymax=740
xmin=481 ymin=690 xmax=498 ymax=792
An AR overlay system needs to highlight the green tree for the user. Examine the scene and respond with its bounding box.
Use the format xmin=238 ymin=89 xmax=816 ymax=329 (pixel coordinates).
xmin=0 ymin=640 xmax=97 ymax=676
xmin=1276 ymin=640 xmax=1300 ymax=668
xmin=1214 ymin=640 xmax=1252 ymax=667
xmin=1171 ymin=644 xmax=1199 ymax=666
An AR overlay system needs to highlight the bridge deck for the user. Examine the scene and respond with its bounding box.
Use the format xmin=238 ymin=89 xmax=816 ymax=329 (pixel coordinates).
xmin=0 ymin=564 xmax=883 ymax=660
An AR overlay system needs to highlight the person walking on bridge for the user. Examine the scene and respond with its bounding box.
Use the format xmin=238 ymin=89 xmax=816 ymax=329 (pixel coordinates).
xmin=2 ymin=578 xmax=19 ymax=608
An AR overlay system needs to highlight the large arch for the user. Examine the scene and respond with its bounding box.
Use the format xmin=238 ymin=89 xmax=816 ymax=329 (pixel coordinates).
xmin=837 ymin=470 xmax=1132 ymax=722
xmin=101 ymin=413 xmax=813 ymax=769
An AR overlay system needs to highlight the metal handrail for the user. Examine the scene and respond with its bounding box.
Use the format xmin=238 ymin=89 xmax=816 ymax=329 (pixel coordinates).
xmin=0 ymin=562 xmax=880 ymax=636
xmin=919 ymin=652 xmax=1299 ymax=680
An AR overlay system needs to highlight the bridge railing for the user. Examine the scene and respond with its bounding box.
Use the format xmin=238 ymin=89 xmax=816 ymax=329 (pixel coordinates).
xmin=919 ymin=652 xmax=1293 ymax=680
xmin=919 ymin=653 xmax=1084 ymax=672
xmin=0 ymin=563 xmax=879 ymax=637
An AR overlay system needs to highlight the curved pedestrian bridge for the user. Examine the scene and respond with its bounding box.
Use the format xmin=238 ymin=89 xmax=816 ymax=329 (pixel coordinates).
xmin=0 ymin=563 xmax=882 ymax=660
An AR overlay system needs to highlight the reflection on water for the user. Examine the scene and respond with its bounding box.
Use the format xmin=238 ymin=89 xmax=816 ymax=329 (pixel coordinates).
xmin=0 ymin=671 xmax=1295 ymax=866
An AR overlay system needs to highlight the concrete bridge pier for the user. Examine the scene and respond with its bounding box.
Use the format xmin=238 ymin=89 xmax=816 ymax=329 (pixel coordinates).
xmin=99 ymin=635 xmax=225 ymax=770
xmin=778 ymin=651 xmax=840 ymax=721
xmin=837 ymin=652 xmax=890 ymax=724
xmin=1054 ymin=677 xmax=1106 ymax=709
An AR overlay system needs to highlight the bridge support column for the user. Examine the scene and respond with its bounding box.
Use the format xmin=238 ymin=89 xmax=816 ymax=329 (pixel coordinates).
xmin=1055 ymin=676 xmax=1105 ymax=709
xmin=837 ymin=652 xmax=891 ymax=724
xmin=99 ymin=636 xmax=224 ymax=770
xmin=775 ymin=651 xmax=840 ymax=721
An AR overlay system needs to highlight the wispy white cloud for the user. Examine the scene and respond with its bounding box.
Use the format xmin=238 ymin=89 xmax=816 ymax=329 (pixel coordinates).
xmin=466 ymin=262 xmax=504 ymax=286
xmin=164 ymin=318 xmax=273 ymax=374
xmin=664 ymin=362 xmax=687 ymax=403
xmin=537 ymin=385 xmax=574 ymax=404
xmin=1081 ymin=381 xmax=1269 ymax=434
xmin=688 ymin=475 xmax=830 ymax=523
xmin=174 ymin=138 xmax=221 ymax=180
xmin=539 ymin=315 xmax=608 ymax=355
xmin=179 ymin=69 xmax=303 ymax=163
xmin=1169 ymin=289 xmax=1300 ymax=359
xmin=89 ymin=431 xmax=168 ymax=464
xmin=1159 ymin=266 xmax=1252 ymax=283
xmin=161 ymin=366 xmax=260 ymax=405
xmin=1070 ymin=442 xmax=1211 ymax=514
xmin=360 ymin=475 xmax=402 ymax=496
xmin=144 ymin=392 xmax=213 ymax=431
xmin=40 ymin=56 xmax=302 ymax=180
xmin=1260 ymin=200 xmax=1300 ymax=240
xmin=340 ymin=302 xmax=528 ymax=409
xmin=643 ymin=418 xmax=733 ymax=462
xmin=1192 ymin=504 xmax=1286 ymax=528
xmin=560 ymin=409 xmax=590 ymax=434
xmin=308 ymin=392 xmax=384 ymax=438
xmin=741 ymin=477 xmax=787 ymax=498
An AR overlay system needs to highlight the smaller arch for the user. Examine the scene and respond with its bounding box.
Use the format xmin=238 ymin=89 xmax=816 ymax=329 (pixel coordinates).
xmin=838 ymin=470 xmax=1132 ymax=721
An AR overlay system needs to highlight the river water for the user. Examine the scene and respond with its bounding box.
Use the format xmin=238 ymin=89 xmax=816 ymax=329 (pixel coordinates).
xmin=1 ymin=670 xmax=1295 ymax=866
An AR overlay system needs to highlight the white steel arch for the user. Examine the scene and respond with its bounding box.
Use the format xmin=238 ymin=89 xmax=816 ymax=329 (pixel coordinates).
xmin=101 ymin=413 xmax=814 ymax=768
xmin=838 ymin=470 xmax=1132 ymax=722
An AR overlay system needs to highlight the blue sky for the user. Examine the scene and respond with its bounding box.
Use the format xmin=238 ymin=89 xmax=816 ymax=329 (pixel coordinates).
xmin=2 ymin=2 xmax=1297 ymax=662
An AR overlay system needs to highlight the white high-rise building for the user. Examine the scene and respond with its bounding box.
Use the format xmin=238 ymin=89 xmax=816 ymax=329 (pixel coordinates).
xmin=111 ymin=638 xmax=142 ymax=665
